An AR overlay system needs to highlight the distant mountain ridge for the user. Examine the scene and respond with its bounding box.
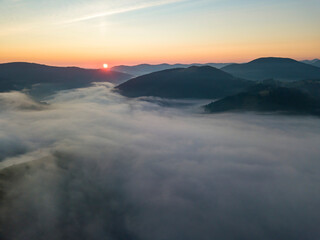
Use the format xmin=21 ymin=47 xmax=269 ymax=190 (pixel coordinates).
xmin=3 ymin=58 xmax=320 ymax=102
xmin=0 ymin=62 xmax=132 ymax=98
xmin=302 ymin=59 xmax=320 ymax=68
xmin=116 ymin=66 xmax=253 ymax=99
xmin=111 ymin=63 xmax=231 ymax=76
xmin=222 ymin=57 xmax=320 ymax=81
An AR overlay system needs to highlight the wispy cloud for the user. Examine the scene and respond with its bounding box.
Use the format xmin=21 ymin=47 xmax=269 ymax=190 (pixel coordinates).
xmin=60 ymin=0 xmax=186 ymax=24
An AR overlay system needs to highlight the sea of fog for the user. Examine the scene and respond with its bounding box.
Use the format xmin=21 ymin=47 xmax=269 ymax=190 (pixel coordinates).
xmin=0 ymin=83 xmax=320 ymax=240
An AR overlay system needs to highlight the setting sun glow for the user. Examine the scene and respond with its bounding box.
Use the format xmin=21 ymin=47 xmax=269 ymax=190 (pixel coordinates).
xmin=103 ymin=64 xmax=108 ymax=69
xmin=0 ymin=0 xmax=319 ymax=67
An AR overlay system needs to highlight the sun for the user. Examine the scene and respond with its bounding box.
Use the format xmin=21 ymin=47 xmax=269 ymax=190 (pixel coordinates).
xmin=103 ymin=63 xmax=108 ymax=69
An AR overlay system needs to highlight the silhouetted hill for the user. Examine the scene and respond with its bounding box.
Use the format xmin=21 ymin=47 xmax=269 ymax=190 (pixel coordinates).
xmin=116 ymin=66 xmax=253 ymax=99
xmin=287 ymin=79 xmax=320 ymax=100
xmin=222 ymin=57 xmax=320 ymax=81
xmin=256 ymin=78 xmax=320 ymax=100
xmin=0 ymin=62 xmax=132 ymax=98
xmin=205 ymin=83 xmax=320 ymax=115
xmin=112 ymin=63 xmax=231 ymax=76
xmin=313 ymin=60 xmax=320 ymax=68
xmin=302 ymin=59 xmax=320 ymax=68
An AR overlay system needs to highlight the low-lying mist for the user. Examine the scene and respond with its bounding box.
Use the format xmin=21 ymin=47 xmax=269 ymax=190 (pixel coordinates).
xmin=0 ymin=83 xmax=320 ymax=240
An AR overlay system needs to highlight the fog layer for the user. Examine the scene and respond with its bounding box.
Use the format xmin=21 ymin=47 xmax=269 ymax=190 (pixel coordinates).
xmin=0 ymin=83 xmax=320 ymax=240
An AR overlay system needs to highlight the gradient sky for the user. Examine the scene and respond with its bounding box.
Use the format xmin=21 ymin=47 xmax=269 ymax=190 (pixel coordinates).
xmin=0 ymin=0 xmax=319 ymax=68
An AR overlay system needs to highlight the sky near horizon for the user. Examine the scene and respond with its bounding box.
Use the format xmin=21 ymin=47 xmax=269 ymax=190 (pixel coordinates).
xmin=0 ymin=0 xmax=319 ymax=68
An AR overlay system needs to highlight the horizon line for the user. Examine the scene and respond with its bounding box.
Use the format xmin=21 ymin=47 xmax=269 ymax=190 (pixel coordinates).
xmin=0 ymin=56 xmax=319 ymax=69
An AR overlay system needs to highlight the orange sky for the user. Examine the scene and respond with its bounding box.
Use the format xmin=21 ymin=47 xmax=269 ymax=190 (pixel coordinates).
xmin=0 ymin=0 xmax=319 ymax=68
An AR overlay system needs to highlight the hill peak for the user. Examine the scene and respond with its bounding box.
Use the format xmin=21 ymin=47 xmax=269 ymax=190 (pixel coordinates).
xmin=117 ymin=65 xmax=252 ymax=99
xmin=249 ymin=57 xmax=298 ymax=64
xmin=222 ymin=57 xmax=320 ymax=81
xmin=187 ymin=65 xmax=217 ymax=70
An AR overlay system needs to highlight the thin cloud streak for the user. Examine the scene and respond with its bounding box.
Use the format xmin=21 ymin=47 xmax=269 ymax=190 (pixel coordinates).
xmin=61 ymin=0 xmax=186 ymax=24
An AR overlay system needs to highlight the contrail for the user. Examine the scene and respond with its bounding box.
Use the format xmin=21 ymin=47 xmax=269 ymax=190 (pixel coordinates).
xmin=61 ymin=0 xmax=186 ymax=24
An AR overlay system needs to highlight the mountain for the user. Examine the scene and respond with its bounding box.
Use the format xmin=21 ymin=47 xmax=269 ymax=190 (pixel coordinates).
xmin=204 ymin=83 xmax=320 ymax=115
xmin=111 ymin=63 xmax=231 ymax=76
xmin=254 ymin=78 xmax=320 ymax=100
xmin=302 ymin=59 xmax=320 ymax=67
xmin=0 ymin=62 xmax=132 ymax=98
xmin=312 ymin=60 xmax=320 ymax=68
xmin=287 ymin=79 xmax=320 ymax=100
xmin=116 ymin=66 xmax=253 ymax=99
xmin=221 ymin=57 xmax=320 ymax=81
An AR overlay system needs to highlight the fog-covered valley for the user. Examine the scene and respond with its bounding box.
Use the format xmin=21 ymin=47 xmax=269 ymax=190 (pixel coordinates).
xmin=1 ymin=83 xmax=320 ymax=240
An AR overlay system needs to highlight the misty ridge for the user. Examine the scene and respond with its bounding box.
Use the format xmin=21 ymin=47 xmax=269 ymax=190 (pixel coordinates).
xmin=0 ymin=57 xmax=320 ymax=240
xmin=1 ymin=57 xmax=320 ymax=116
